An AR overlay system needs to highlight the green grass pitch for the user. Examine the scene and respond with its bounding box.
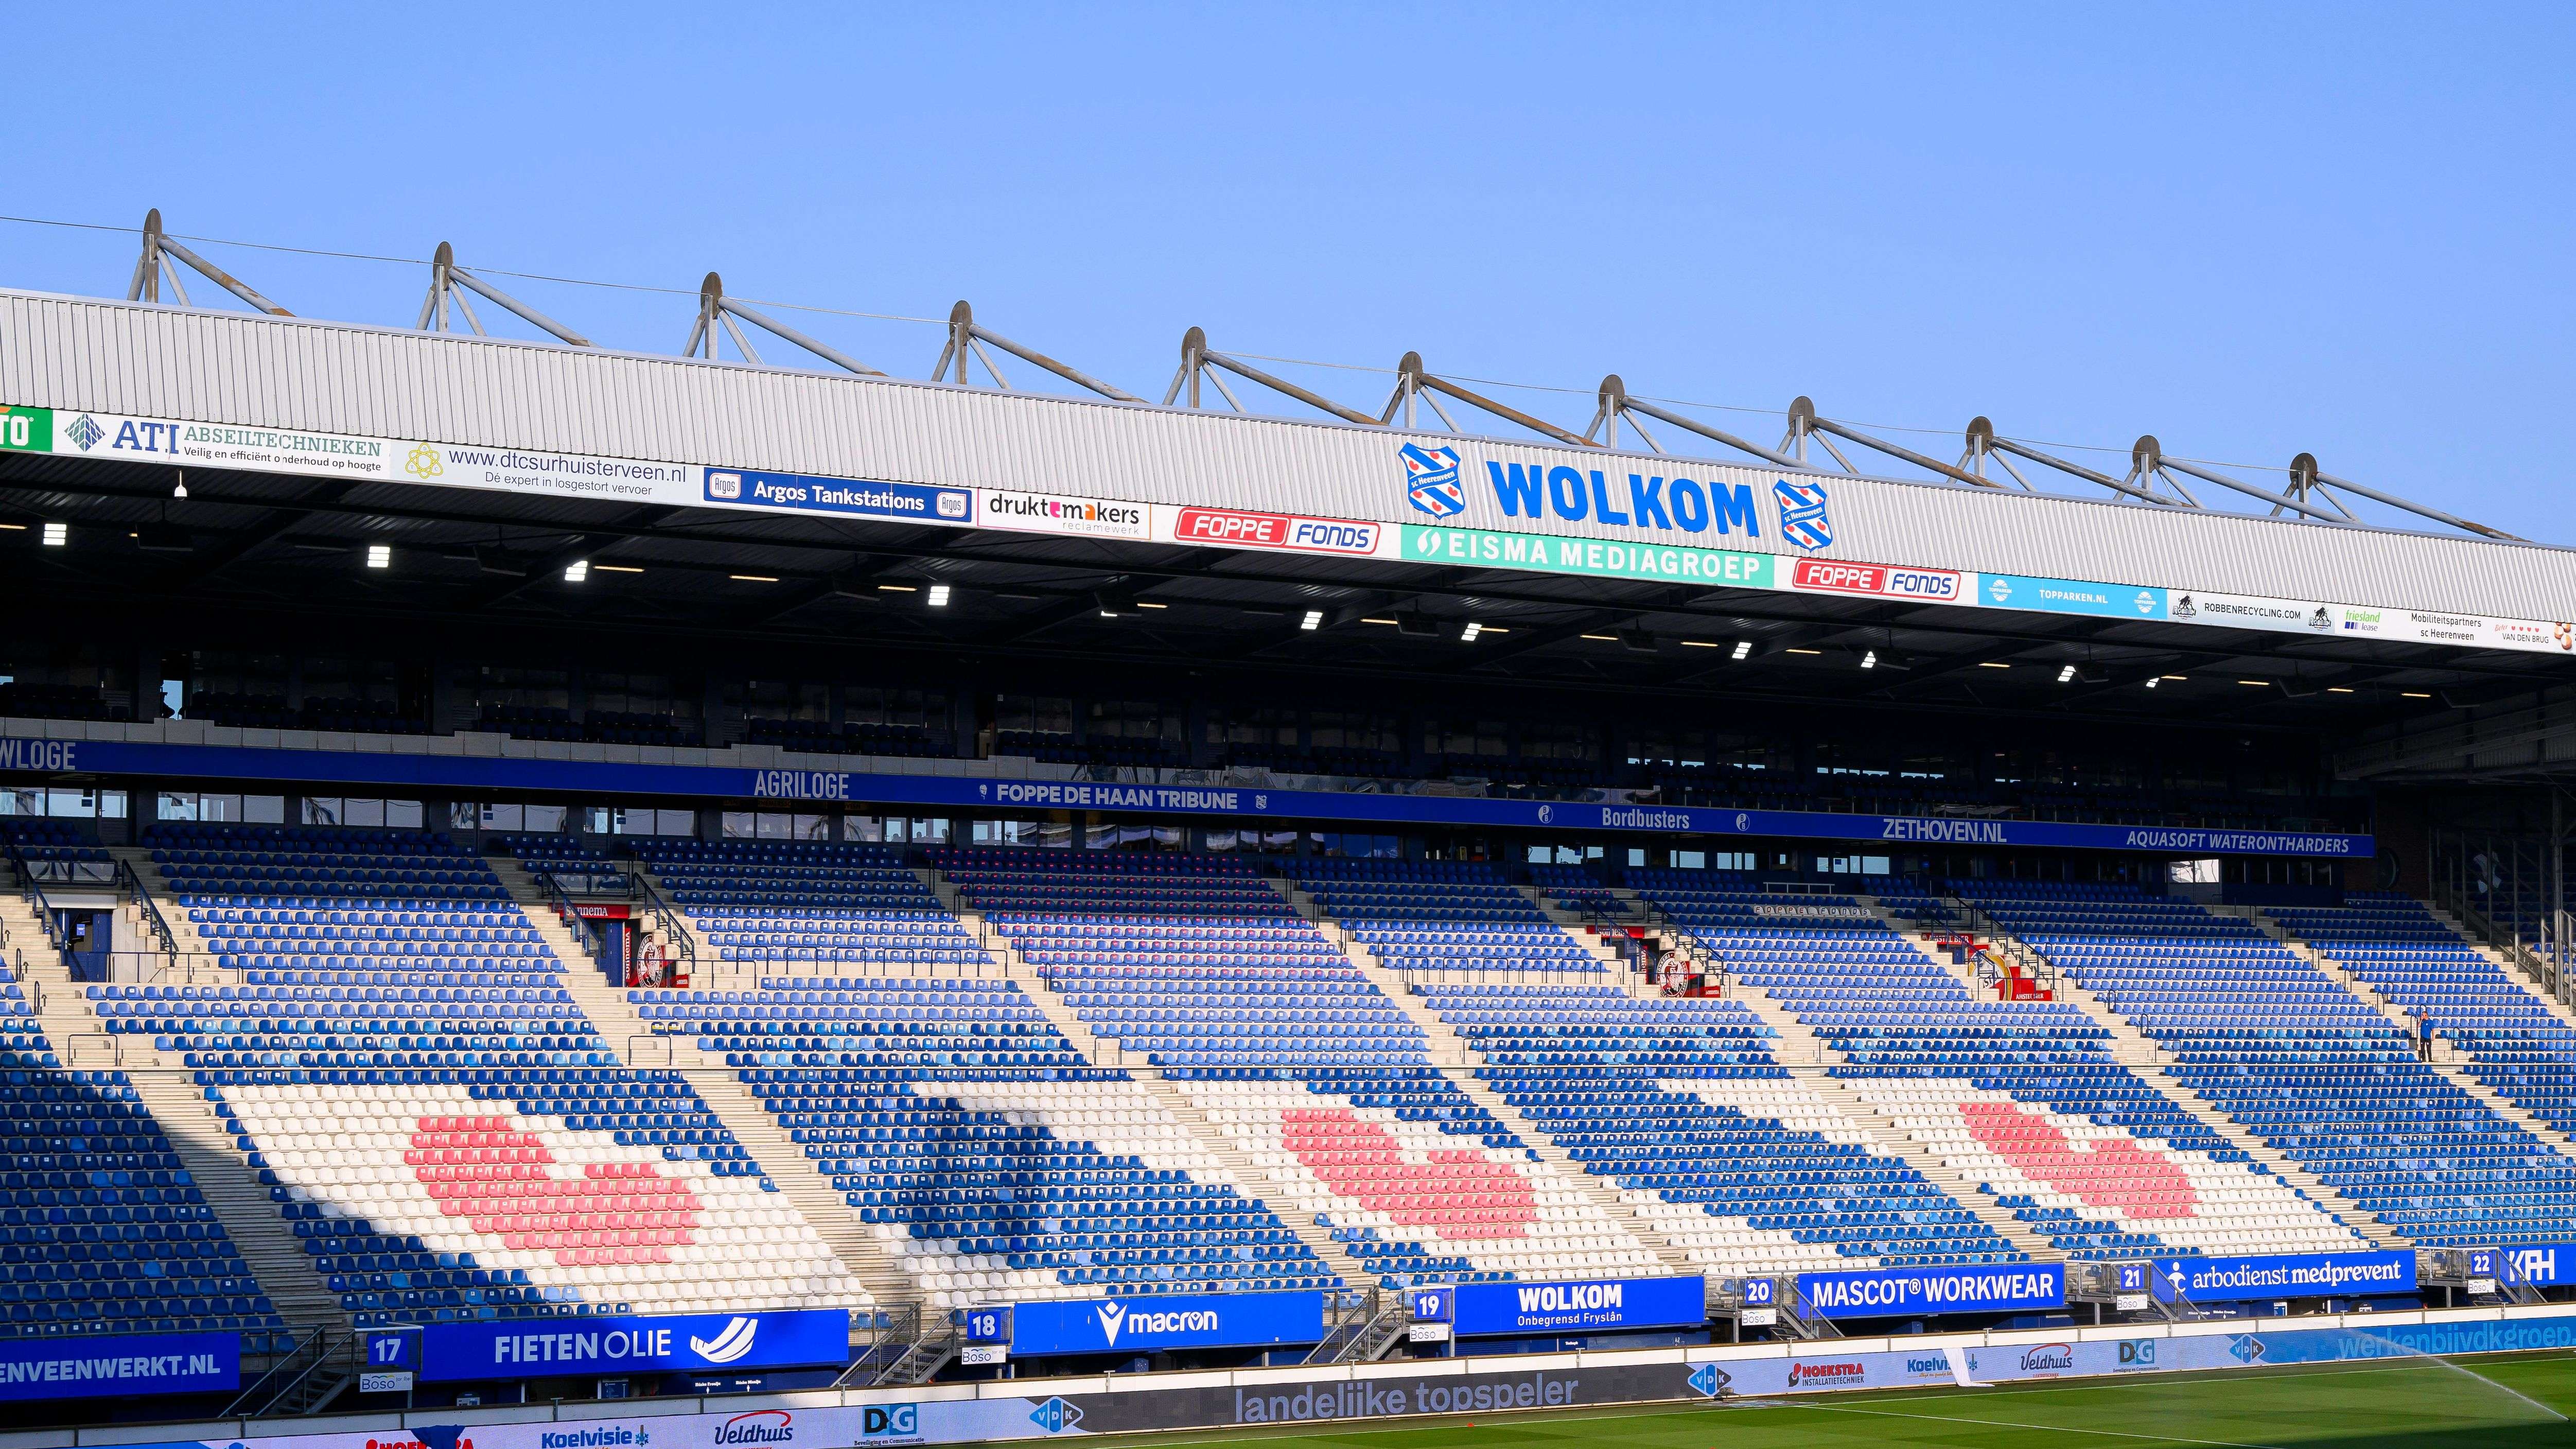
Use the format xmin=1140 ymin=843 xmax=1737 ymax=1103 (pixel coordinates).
xmin=1079 ymin=1354 xmax=2576 ymax=1449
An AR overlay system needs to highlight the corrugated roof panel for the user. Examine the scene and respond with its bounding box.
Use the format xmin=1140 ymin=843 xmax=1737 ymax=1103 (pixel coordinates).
xmin=3 ymin=287 xmax=2572 ymax=618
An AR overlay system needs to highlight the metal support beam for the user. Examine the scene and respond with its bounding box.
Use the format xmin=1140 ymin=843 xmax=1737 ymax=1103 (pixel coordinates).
xmin=932 ymin=302 xmax=1140 ymax=401
xmin=1785 ymin=397 xmax=2006 ymax=491
xmin=1593 ymin=376 xmax=1801 ymax=469
xmin=415 ymin=242 xmax=592 ymax=346
xmin=682 ymin=273 xmax=882 ymax=376
xmin=1381 ymin=353 xmax=1596 ymax=448
xmin=127 ymin=210 xmax=291 ymax=316
xmin=1164 ymin=328 xmax=1379 ymax=425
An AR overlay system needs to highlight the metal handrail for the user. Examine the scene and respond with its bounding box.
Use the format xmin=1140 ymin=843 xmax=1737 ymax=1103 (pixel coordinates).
xmin=635 ymin=871 xmax=700 ymax=971
xmin=545 ymin=871 xmax=605 ymax=959
xmin=5 ymin=845 xmax=69 ymax=958
xmin=117 ymin=857 xmax=181 ymax=970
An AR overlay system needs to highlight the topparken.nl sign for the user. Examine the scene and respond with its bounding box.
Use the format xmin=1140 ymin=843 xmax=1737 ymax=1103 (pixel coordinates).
xmin=1452 ymin=1276 xmax=1706 ymax=1336
xmin=422 ymin=1310 xmax=849 ymax=1381
xmin=0 ymin=1330 xmax=239 ymax=1402
xmin=1798 ymin=1264 xmax=2065 ymax=1317
xmin=2150 ymin=1251 xmax=2415 ymax=1304
xmin=1009 ymin=1290 xmax=1323 ymax=1355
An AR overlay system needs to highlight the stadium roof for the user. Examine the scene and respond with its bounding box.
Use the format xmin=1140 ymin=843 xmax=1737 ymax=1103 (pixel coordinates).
xmin=3 ymin=285 xmax=2573 ymax=737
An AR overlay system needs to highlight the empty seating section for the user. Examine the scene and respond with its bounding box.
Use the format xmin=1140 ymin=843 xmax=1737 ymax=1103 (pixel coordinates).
xmin=1966 ymin=881 xmax=2576 ymax=1246
xmin=1526 ymin=863 xmax=1625 ymax=918
xmin=1416 ymin=981 xmax=2018 ymax=1274
xmin=1633 ymin=872 xmax=2364 ymax=1260
xmin=937 ymin=848 xmax=1550 ymax=1286
xmin=86 ymin=825 xmax=855 ymax=1326
xmin=637 ymin=841 xmax=983 ymax=973
xmin=0 ymin=945 xmax=285 ymax=1340
xmin=634 ymin=972 xmax=1329 ymax=1305
xmin=2273 ymin=893 xmax=2576 ymax=1136
xmin=1293 ymin=860 xmax=1599 ymax=977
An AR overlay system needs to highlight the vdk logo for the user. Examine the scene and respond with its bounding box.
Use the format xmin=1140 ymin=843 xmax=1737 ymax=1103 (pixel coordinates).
xmin=1029 ymin=1398 xmax=1084 ymax=1434
xmin=689 ymin=1317 xmax=759 ymax=1365
xmin=2229 ymin=1335 xmax=2267 ymax=1364
xmin=1687 ymin=1363 xmax=1730 ymax=1398
xmin=1774 ymin=478 xmax=1832 ymax=550
xmin=1400 ymin=443 xmax=1466 ymax=518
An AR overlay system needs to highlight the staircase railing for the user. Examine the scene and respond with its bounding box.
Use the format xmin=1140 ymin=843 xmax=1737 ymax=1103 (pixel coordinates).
xmin=116 ymin=856 xmax=181 ymax=974
xmin=4 ymin=845 xmax=69 ymax=968
xmin=223 ymin=1326 xmax=353 ymax=1417
xmin=544 ymin=871 xmax=605 ymax=959
xmin=635 ymin=870 xmax=700 ymax=978
xmin=833 ymin=1304 xmax=923 ymax=1388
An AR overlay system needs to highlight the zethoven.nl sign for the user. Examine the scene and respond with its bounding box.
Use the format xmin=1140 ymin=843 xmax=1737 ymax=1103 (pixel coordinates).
xmin=0 ymin=737 xmax=2377 ymax=858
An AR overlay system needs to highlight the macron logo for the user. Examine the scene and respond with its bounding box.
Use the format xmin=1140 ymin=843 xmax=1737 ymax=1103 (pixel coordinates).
xmin=1095 ymin=1303 xmax=1125 ymax=1347
xmin=690 ymin=1317 xmax=759 ymax=1365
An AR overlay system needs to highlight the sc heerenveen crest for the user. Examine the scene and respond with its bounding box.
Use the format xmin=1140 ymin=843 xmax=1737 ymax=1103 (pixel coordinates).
xmin=1774 ymin=478 xmax=1832 ymax=550
xmin=1399 ymin=443 xmax=1466 ymax=518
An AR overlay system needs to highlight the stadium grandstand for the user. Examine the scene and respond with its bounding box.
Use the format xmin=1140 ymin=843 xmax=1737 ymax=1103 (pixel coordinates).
xmin=4 ymin=223 xmax=2576 ymax=1433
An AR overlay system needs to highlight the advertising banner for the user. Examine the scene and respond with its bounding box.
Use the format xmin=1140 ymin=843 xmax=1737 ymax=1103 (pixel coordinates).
xmin=703 ymin=468 xmax=972 ymax=527
xmin=977 ymin=489 xmax=1151 ymax=539
xmin=0 ymin=1330 xmax=238 ymax=1402
xmin=1008 ymin=1290 xmax=1323 ymax=1355
xmin=422 ymin=1310 xmax=849 ymax=1381
xmin=1797 ymin=1264 xmax=2065 ymax=1317
xmin=0 ymin=735 xmax=2377 ymax=858
xmin=2167 ymin=591 xmax=2339 ymax=635
xmin=1161 ymin=505 xmax=1385 ymax=556
xmin=1978 ymin=573 xmax=2167 ymax=619
xmin=2150 ymin=1251 xmax=2416 ymax=1304
xmin=1397 ymin=523 xmax=1772 ymax=589
xmin=1452 ymin=1276 xmax=1705 ymax=1336
xmin=1783 ymin=555 xmax=1967 ymax=604
xmin=2495 ymin=1244 xmax=2576 ymax=1286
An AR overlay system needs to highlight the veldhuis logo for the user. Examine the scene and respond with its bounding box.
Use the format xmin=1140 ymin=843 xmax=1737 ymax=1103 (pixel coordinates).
xmin=690 ymin=1316 xmax=759 ymax=1364
xmin=1774 ymin=478 xmax=1832 ymax=550
xmin=64 ymin=414 xmax=104 ymax=451
xmin=1400 ymin=443 xmax=1465 ymax=517
xmin=1094 ymin=1301 xmax=1126 ymax=1346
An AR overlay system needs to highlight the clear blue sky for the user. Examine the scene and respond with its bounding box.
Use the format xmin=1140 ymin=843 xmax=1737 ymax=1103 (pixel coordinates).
xmin=7 ymin=3 xmax=2570 ymax=539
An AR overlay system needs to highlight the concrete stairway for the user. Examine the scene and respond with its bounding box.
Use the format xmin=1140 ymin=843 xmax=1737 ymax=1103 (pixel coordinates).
xmin=0 ymin=870 xmax=347 ymax=1336
xmin=1266 ymin=879 xmax=1702 ymax=1277
xmin=938 ymin=884 xmax=1376 ymax=1290
xmin=1715 ymin=973 xmax=2064 ymax=1262
xmin=497 ymin=869 xmax=917 ymax=1307
xmin=2006 ymin=939 xmax=2412 ymax=1250
xmin=107 ymin=845 xmax=222 ymax=963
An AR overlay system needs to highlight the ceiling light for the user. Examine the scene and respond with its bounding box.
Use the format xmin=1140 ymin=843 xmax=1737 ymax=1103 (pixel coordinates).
xmin=2326 ymin=686 xmax=2354 ymax=694
xmin=0 ymin=522 xmax=24 ymax=531
xmin=927 ymin=583 xmax=951 ymax=607
xmin=2056 ymin=665 xmax=2077 ymax=683
xmin=2144 ymin=678 xmax=2159 ymax=690
xmin=365 ymin=543 xmax=392 ymax=569
xmin=1136 ymin=601 xmax=1168 ymax=609
xmin=563 ymin=559 xmax=589 ymax=583
xmin=1301 ymin=609 xmax=1324 ymax=631
xmin=1860 ymin=650 xmax=1878 ymax=670
xmin=878 ymin=583 xmax=918 ymax=592
xmin=1581 ymin=634 xmax=1619 ymax=642
xmin=2162 ymin=674 xmax=2187 ymax=681
xmin=1459 ymin=621 xmax=1483 ymax=642
xmin=731 ymin=574 xmax=779 ymax=583
xmin=1362 ymin=617 xmax=1399 ymax=626
xmin=1785 ymin=647 xmax=1822 ymax=656
xmin=2402 ymin=691 xmax=2432 ymax=699
xmin=1730 ymin=640 xmax=1754 ymax=660
xmin=597 ymin=564 xmax=644 ymax=574
xmin=1978 ymin=661 xmax=2011 ymax=670
xmin=2237 ymin=679 xmax=2269 ymax=687
xmin=172 ymin=472 xmax=187 ymax=499
xmin=1681 ymin=639 xmax=1719 ymax=650
xmin=1480 ymin=625 xmax=1509 ymax=633
xmin=41 ymin=522 xmax=66 ymax=547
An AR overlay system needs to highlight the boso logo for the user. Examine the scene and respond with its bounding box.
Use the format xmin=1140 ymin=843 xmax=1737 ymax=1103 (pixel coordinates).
xmin=860 ymin=1405 xmax=918 ymax=1439
xmin=1094 ymin=1302 xmax=1220 ymax=1346
xmin=714 ymin=1411 xmax=796 ymax=1446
